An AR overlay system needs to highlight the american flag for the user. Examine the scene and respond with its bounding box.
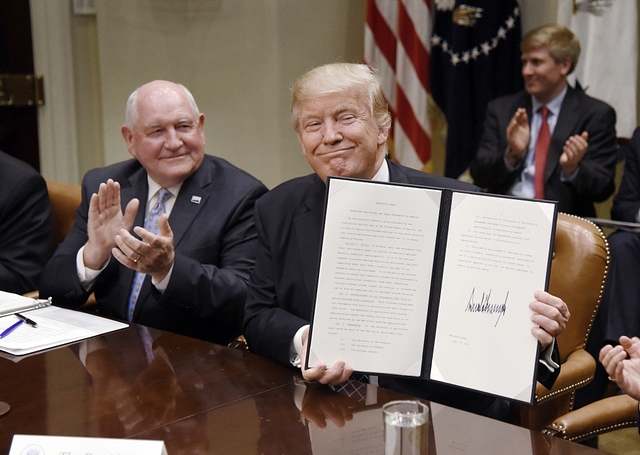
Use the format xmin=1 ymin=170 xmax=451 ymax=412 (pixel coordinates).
xmin=430 ymin=1 xmax=523 ymax=179
xmin=364 ymin=0 xmax=437 ymax=173
xmin=558 ymin=0 xmax=637 ymax=139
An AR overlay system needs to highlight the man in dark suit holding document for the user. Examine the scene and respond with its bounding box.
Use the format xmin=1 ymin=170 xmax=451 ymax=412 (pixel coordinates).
xmin=243 ymin=63 xmax=570 ymax=421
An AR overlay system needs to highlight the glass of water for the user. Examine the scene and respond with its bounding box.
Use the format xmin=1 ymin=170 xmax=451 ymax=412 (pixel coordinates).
xmin=383 ymin=400 xmax=429 ymax=455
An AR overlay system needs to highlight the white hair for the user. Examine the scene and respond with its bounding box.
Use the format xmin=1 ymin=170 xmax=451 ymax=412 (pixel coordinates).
xmin=124 ymin=82 xmax=200 ymax=130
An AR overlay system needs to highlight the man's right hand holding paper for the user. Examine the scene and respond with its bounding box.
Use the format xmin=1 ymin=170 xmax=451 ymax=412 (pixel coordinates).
xmin=300 ymin=327 xmax=353 ymax=385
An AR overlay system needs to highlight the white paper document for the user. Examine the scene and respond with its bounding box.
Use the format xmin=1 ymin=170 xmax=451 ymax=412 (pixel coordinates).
xmin=0 ymin=290 xmax=51 ymax=316
xmin=308 ymin=178 xmax=441 ymax=376
xmin=9 ymin=434 xmax=167 ymax=455
xmin=0 ymin=306 xmax=128 ymax=356
xmin=307 ymin=178 xmax=556 ymax=403
xmin=431 ymin=192 xmax=555 ymax=402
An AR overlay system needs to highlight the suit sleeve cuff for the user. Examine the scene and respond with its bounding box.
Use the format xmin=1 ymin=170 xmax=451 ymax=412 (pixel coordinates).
xmin=290 ymin=324 xmax=309 ymax=367
xmin=538 ymin=338 xmax=560 ymax=372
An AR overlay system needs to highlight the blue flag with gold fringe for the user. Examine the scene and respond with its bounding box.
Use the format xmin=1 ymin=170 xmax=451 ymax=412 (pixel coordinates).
xmin=431 ymin=0 xmax=523 ymax=179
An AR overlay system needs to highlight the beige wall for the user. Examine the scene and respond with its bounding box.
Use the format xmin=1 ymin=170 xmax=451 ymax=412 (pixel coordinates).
xmin=33 ymin=0 xmax=636 ymax=187
xmin=70 ymin=0 xmax=366 ymax=189
xmin=71 ymin=11 xmax=104 ymax=175
xmin=521 ymin=0 xmax=558 ymax=32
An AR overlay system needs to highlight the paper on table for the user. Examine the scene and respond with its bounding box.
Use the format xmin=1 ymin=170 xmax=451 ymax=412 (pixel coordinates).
xmin=585 ymin=217 xmax=640 ymax=232
xmin=430 ymin=193 xmax=555 ymax=401
xmin=0 ymin=306 xmax=128 ymax=356
xmin=9 ymin=434 xmax=167 ymax=455
xmin=0 ymin=290 xmax=51 ymax=316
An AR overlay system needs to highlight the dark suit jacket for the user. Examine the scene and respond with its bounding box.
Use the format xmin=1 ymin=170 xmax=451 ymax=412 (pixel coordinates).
xmin=611 ymin=127 xmax=640 ymax=222
xmin=243 ymin=160 xmax=558 ymax=420
xmin=470 ymin=85 xmax=618 ymax=217
xmin=40 ymin=155 xmax=267 ymax=345
xmin=577 ymin=127 xmax=640 ymax=409
xmin=0 ymin=151 xmax=52 ymax=294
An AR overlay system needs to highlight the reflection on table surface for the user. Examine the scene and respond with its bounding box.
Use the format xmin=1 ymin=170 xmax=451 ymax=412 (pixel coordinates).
xmin=0 ymin=324 xmax=608 ymax=454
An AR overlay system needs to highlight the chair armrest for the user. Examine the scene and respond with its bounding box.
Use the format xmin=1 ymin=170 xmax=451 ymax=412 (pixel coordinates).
xmin=78 ymin=292 xmax=98 ymax=313
xmin=228 ymin=335 xmax=248 ymax=351
xmin=536 ymin=349 xmax=595 ymax=404
xmin=544 ymin=394 xmax=639 ymax=441
xmin=22 ymin=290 xmax=40 ymax=300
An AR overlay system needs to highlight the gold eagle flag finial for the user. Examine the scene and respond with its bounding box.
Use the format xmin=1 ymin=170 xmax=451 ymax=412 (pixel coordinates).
xmin=452 ymin=5 xmax=484 ymax=27
xmin=574 ymin=0 xmax=613 ymax=16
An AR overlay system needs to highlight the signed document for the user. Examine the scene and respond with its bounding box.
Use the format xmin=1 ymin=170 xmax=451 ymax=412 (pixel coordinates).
xmin=429 ymin=191 xmax=555 ymax=402
xmin=306 ymin=177 xmax=556 ymax=404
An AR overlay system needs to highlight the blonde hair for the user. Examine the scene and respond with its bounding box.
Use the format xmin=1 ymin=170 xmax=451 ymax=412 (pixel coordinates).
xmin=521 ymin=24 xmax=580 ymax=73
xmin=291 ymin=63 xmax=391 ymax=131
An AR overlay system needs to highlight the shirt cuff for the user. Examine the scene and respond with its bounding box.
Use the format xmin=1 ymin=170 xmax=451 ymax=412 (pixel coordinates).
xmin=151 ymin=263 xmax=173 ymax=292
xmin=290 ymin=324 xmax=309 ymax=367
xmin=538 ymin=338 xmax=560 ymax=372
xmin=560 ymin=168 xmax=580 ymax=183
xmin=503 ymin=151 xmax=519 ymax=170
xmin=504 ymin=146 xmax=525 ymax=169
xmin=76 ymin=246 xmax=108 ymax=290
xmin=294 ymin=377 xmax=307 ymax=411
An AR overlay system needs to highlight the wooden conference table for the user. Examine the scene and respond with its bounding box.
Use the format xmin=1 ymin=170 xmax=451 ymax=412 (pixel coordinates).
xmin=0 ymin=323 xmax=609 ymax=454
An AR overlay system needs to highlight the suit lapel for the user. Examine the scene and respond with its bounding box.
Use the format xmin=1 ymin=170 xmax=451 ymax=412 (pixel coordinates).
xmin=168 ymin=164 xmax=211 ymax=248
xmin=547 ymin=86 xmax=578 ymax=183
xmin=299 ymin=161 xmax=403 ymax=300
xmin=123 ymin=169 xmax=148 ymax=227
xmin=523 ymin=96 xmax=534 ymax=130
xmin=388 ymin=159 xmax=411 ymax=184
xmin=130 ymin=161 xmax=211 ymax=320
xmin=293 ymin=177 xmax=326 ymax=303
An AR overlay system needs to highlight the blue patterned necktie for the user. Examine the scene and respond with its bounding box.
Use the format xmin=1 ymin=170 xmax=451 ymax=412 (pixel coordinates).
xmin=335 ymin=374 xmax=370 ymax=402
xmin=126 ymin=188 xmax=172 ymax=321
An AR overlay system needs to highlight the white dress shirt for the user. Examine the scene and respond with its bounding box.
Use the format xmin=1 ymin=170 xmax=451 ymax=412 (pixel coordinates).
xmin=508 ymin=85 xmax=578 ymax=198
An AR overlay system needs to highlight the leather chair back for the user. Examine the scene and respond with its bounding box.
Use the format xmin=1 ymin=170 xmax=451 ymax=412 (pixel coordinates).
xmin=549 ymin=213 xmax=609 ymax=362
xmin=45 ymin=179 xmax=81 ymax=254
xmin=520 ymin=213 xmax=609 ymax=430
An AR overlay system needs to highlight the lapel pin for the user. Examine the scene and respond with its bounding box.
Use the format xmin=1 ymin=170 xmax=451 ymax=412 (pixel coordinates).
xmin=191 ymin=195 xmax=202 ymax=204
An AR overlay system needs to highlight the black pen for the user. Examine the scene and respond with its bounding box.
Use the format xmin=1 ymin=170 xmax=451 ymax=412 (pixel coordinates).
xmin=15 ymin=313 xmax=37 ymax=328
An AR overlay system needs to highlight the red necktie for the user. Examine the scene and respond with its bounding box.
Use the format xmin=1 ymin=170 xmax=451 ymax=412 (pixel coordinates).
xmin=534 ymin=106 xmax=550 ymax=199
